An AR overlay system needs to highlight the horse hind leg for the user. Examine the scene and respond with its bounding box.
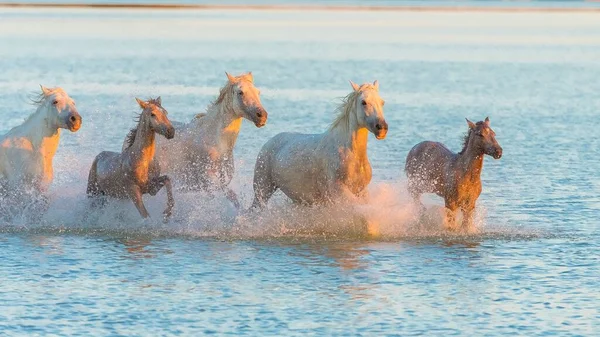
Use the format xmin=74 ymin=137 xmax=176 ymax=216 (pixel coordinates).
xmin=86 ymin=158 xmax=107 ymax=210
xmin=406 ymin=176 xmax=426 ymax=215
xmin=251 ymin=158 xmax=276 ymax=210
xmin=224 ymin=187 xmax=241 ymax=210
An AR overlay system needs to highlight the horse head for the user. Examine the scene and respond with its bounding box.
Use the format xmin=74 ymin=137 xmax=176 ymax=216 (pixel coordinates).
xmin=466 ymin=117 xmax=502 ymax=159
xmin=225 ymin=71 xmax=268 ymax=128
xmin=350 ymin=80 xmax=387 ymax=140
xmin=39 ymin=85 xmax=82 ymax=132
xmin=136 ymin=96 xmax=175 ymax=139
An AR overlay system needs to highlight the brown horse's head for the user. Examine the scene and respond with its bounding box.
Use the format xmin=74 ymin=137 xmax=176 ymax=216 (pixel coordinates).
xmin=136 ymin=96 xmax=175 ymax=139
xmin=466 ymin=117 xmax=502 ymax=159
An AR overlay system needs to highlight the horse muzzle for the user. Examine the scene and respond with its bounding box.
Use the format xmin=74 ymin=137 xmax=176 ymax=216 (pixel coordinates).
xmin=488 ymin=146 xmax=503 ymax=159
xmin=67 ymin=114 xmax=82 ymax=132
xmin=165 ymin=126 xmax=176 ymax=139
xmin=253 ymin=108 xmax=268 ymax=128
xmin=371 ymin=120 xmax=388 ymax=140
xmin=493 ymin=148 xmax=503 ymax=159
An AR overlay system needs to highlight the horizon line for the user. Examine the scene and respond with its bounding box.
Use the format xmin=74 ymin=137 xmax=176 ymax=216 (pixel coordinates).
xmin=1 ymin=2 xmax=600 ymax=13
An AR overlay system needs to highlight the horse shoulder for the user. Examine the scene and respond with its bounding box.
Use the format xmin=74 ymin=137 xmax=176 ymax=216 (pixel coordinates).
xmin=1 ymin=136 xmax=39 ymax=174
xmin=1 ymin=135 xmax=34 ymax=152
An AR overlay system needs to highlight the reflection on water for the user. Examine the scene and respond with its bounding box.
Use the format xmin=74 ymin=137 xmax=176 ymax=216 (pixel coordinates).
xmin=118 ymin=237 xmax=155 ymax=259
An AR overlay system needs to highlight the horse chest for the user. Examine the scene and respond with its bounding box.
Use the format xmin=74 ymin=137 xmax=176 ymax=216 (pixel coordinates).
xmin=455 ymin=177 xmax=482 ymax=206
xmin=130 ymin=162 xmax=151 ymax=186
xmin=337 ymin=158 xmax=371 ymax=193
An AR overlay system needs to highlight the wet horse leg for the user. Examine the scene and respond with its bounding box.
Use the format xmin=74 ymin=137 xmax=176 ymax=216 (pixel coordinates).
xmin=461 ymin=204 xmax=476 ymax=233
xmin=407 ymin=178 xmax=426 ymax=215
xmin=251 ymin=167 xmax=277 ymax=210
xmin=443 ymin=200 xmax=459 ymax=231
xmin=224 ymin=187 xmax=241 ymax=209
xmin=147 ymin=175 xmax=174 ymax=220
xmin=128 ymin=184 xmax=150 ymax=218
xmin=162 ymin=176 xmax=174 ymax=220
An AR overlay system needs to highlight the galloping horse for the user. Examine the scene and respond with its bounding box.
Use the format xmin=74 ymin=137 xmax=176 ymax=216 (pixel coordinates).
xmin=404 ymin=117 xmax=502 ymax=232
xmin=0 ymin=86 xmax=82 ymax=196
xmin=251 ymin=80 xmax=388 ymax=208
xmin=125 ymin=72 xmax=268 ymax=208
xmin=88 ymin=97 xmax=175 ymax=220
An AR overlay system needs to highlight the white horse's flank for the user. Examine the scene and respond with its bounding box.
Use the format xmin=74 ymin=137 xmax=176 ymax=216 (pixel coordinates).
xmin=126 ymin=72 xmax=268 ymax=208
xmin=0 ymin=86 xmax=82 ymax=194
xmin=251 ymin=80 xmax=387 ymax=208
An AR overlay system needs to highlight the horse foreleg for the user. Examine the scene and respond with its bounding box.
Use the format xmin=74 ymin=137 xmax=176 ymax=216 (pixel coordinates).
xmin=224 ymin=187 xmax=241 ymax=209
xmin=162 ymin=176 xmax=174 ymax=220
xmin=128 ymin=185 xmax=150 ymax=219
xmin=330 ymin=182 xmax=360 ymax=205
xmin=443 ymin=202 xmax=459 ymax=232
xmin=356 ymin=188 xmax=370 ymax=205
xmin=147 ymin=175 xmax=174 ymax=220
xmin=461 ymin=205 xmax=476 ymax=233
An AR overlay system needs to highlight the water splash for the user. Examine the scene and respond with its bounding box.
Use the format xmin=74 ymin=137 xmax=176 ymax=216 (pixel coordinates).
xmin=0 ymin=176 xmax=544 ymax=242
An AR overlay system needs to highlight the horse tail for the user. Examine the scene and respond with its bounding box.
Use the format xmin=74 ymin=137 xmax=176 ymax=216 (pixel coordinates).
xmin=86 ymin=157 xmax=100 ymax=197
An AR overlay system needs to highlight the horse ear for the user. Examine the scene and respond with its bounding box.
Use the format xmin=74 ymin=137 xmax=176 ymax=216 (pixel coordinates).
xmin=135 ymin=97 xmax=147 ymax=109
xmin=373 ymin=80 xmax=379 ymax=90
xmin=349 ymin=80 xmax=360 ymax=92
xmin=40 ymin=85 xmax=51 ymax=97
xmin=226 ymin=72 xmax=235 ymax=82
xmin=466 ymin=118 xmax=476 ymax=129
xmin=247 ymin=71 xmax=253 ymax=82
xmin=155 ymin=96 xmax=162 ymax=106
xmin=484 ymin=116 xmax=490 ymax=126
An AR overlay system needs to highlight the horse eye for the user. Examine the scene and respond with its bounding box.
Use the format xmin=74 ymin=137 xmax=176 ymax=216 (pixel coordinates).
xmin=238 ymin=91 xmax=244 ymax=96
xmin=52 ymin=100 xmax=58 ymax=105
xmin=361 ymin=100 xmax=367 ymax=106
xmin=151 ymin=113 xmax=156 ymax=118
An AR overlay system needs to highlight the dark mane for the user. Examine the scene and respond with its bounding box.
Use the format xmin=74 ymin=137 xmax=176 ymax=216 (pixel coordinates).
xmin=123 ymin=98 xmax=163 ymax=150
xmin=123 ymin=113 xmax=142 ymax=150
xmin=458 ymin=121 xmax=484 ymax=155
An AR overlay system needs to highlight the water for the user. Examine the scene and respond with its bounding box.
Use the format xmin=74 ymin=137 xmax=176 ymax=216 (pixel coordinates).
xmin=1 ymin=5 xmax=599 ymax=336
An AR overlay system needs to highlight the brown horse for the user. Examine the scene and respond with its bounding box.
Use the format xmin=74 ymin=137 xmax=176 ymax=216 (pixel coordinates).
xmin=404 ymin=117 xmax=502 ymax=232
xmin=87 ymin=97 xmax=175 ymax=220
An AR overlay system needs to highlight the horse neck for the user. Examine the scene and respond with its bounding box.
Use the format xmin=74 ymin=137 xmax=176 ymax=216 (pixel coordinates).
xmin=23 ymin=105 xmax=61 ymax=153
xmin=130 ymin=119 xmax=155 ymax=167
xmin=326 ymin=109 xmax=369 ymax=157
xmin=456 ymin=142 xmax=484 ymax=182
xmin=199 ymin=101 xmax=242 ymax=151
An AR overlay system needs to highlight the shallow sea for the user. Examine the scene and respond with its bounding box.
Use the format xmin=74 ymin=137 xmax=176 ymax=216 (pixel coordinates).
xmin=0 ymin=4 xmax=599 ymax=336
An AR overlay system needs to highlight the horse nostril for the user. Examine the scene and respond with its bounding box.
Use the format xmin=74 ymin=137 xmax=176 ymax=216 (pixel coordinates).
xmin=70 ymin=116 xmax=77 ymax=123
xmin=256 ymin=111 xmax=263 ymax=118
xmin=376 ymin=124 xmax=383 ymax=130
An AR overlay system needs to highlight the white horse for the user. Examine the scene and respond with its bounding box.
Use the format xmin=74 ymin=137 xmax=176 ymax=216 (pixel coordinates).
xmin=124 ymin=72 xmax=268 ymax=208
xmin=251 ymin=80 xmax=387 ymax=208
xmin=0 ymin=86 xmax=82 ymax=196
